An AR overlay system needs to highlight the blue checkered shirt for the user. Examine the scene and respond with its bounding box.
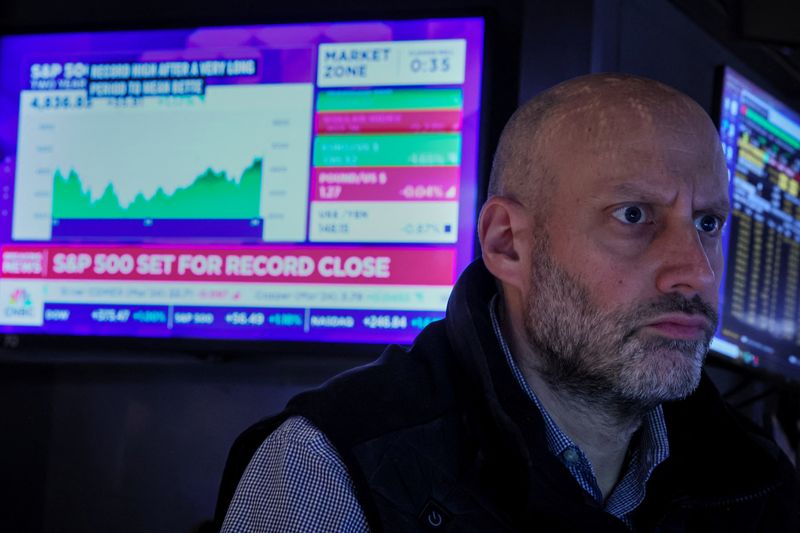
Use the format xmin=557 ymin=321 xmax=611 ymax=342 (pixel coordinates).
xmin=222 ymin=300 xmax=670 ymax=532
xmin=488 ymin=296 xmax=670 ymax=527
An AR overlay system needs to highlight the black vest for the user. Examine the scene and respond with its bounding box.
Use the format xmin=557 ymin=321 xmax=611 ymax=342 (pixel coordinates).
xmin=214 ymin=260 xmax=798 ymax=532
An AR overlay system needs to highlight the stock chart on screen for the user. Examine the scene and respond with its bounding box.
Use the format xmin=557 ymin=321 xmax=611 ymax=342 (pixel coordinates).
xmin=711 ymin=67 xmax=800 ymax=381
xmin=0 ymin=19 xmax=485 ymax=345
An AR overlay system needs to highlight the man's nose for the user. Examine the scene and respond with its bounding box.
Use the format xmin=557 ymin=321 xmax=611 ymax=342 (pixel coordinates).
xmin=653 ymin=222 xmax=717 ymax=298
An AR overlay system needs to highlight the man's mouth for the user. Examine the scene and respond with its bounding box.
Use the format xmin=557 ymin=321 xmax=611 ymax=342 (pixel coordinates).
xmin=641 ymin=314 xmax=711 ymax=340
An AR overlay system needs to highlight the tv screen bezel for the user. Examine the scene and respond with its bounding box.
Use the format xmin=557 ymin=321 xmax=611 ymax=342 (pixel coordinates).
xmin=0 ymin=10 xmax=521 ymax=362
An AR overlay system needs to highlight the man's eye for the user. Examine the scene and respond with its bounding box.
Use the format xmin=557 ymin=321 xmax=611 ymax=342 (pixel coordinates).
xmin=695 ymin=214 xmax=723 ymax=235
xmin=611 ymin=205 xmax=648 ymax=225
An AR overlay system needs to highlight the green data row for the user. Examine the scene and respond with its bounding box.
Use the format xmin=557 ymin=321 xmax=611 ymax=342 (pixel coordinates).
xmin=316 ymin=88 xmax=463 ymax=112
xmin=314 ymin=134 xmax=461 ymax=167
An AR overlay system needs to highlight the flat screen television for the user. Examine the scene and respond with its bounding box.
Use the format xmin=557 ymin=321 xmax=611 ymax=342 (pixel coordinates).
xmin=0 ymin=17 xmax=487 ymax=349
xmin=710 ymin=66 xmax=800 ymax=383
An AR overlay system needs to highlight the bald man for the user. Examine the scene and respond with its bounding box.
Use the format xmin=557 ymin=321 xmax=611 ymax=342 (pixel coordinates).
xmin=216 ymin=74 xmax=798 ymax=532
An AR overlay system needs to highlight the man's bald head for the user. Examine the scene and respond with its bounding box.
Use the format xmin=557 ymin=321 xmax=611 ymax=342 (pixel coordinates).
xmin=480 ymin=73 xmax=729 ymax=416
xmin=487 ymin=73 xmax=712 ymax=215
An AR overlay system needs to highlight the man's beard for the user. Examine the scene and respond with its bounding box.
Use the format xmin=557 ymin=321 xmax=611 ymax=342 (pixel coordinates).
xmin=523 ymin=236 xmax=718 ymax=416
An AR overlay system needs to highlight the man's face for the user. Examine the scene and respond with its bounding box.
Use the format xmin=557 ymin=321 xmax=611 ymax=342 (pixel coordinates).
xmin=522 ymin=98 xmax=729 ymax=409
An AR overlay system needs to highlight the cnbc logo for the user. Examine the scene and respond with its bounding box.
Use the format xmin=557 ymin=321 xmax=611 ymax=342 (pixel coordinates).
xmin=0 ymin=283 xmax=43 ymax=326
xmin=6 ymin=288 xmax=34 ymax=317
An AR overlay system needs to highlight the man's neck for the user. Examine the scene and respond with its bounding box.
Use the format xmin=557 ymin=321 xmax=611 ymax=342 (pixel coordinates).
xmin=499 ymin=305 xmax=645 ymax=500
xmin=516 ymin=360 xmax=642 ymax=500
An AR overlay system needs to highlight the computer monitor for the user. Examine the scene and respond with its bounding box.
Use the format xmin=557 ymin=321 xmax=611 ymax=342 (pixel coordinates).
xmin=711 ymin=66 xmax=800 ymax=382
xmin=0 ymin=17 xmax=486 ymax=348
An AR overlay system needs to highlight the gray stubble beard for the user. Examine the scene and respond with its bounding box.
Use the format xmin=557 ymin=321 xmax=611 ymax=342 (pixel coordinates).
xmin=522 ymin=235 xmax=718 ymax=418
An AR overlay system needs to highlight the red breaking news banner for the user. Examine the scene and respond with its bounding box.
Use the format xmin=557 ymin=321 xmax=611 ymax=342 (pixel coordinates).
xmin=0 ymin=245 xmax=457 ymax=286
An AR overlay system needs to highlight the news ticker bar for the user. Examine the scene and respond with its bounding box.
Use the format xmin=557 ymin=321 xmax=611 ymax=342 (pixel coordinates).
xmin=3 ymin=302 xmax=445 ymax=343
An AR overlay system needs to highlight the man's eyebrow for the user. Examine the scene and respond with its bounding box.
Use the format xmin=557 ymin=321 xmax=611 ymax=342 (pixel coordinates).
xmin=603 ymin=181 xmax=731 ymax=215
xmin=602 ymin=182 xmax=677 ymax=204
xmin=702 ymin=200 xmax=732 ymax=219
xmin=607 ymin=182 xmax=667 ymax=199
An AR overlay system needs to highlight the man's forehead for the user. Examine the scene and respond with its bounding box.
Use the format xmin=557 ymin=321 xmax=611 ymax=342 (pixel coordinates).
xmin=554 ymin=112 xmax=729 ymax=208
xmin=599 ymin=179 xmax=730 ymax=210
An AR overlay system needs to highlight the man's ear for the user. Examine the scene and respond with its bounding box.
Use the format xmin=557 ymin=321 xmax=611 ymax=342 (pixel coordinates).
xmin=478 ymin=196 xmax=531 ymax=291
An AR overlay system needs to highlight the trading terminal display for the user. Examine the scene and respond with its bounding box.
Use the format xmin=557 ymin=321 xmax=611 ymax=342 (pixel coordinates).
xmin=712 ymin=67 xmax=800 ymax=381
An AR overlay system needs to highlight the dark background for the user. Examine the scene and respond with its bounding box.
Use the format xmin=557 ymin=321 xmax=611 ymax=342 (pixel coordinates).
xmin=1 ymin=1 xmax=799 ymax=531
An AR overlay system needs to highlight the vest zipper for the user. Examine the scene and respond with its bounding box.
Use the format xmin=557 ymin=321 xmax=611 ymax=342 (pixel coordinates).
xmin=650 ymin=482 xmax=780 ymax=530
xmin=673 ymin=482 xmax=779 ymax=510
